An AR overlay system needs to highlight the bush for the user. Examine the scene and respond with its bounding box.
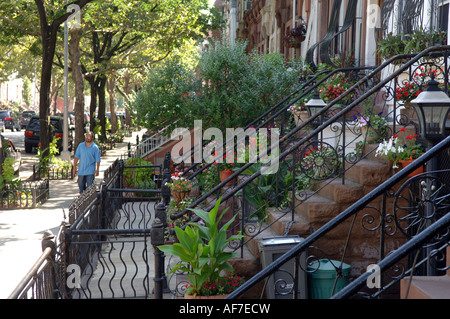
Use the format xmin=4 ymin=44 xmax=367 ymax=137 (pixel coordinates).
xmin=131 ymin=40 xmax=306 ymax=132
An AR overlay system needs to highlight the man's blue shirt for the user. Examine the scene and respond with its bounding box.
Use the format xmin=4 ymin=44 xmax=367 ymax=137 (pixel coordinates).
xmin=75 ymin=142 xmax=101 ymax=176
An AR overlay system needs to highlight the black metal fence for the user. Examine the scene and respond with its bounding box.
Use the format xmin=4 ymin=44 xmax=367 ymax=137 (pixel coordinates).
xmin=8 ymin=153 xmax=172 ymax=299
xmin=0 ymin=179 xmax=49 ymax=209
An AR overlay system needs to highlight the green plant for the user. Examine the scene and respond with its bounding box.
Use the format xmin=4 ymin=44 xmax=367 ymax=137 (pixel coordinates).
xmin=0 ymin=157 xmax=21 ymax=190
xmin=375 ymin=33 xmax=407 ymax=62
xmin=404 ymin=29 xmax=447 ymax=54
xmin=375 ymin=130 xmax=424 ymax=168
xmin=123 ymin=157 xmax=156 ymax=190
xmin=37 ymin=137 xmax=60 ymax=171
xmin=158 ymin=197 xmax=243 ymax=297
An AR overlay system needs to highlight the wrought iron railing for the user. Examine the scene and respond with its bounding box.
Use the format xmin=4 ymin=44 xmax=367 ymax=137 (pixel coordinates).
xmin=9 ymin=156 xmax=171 ymax=299
xmin=227 ymin=137 xmax=450 ymax=299
xmin=0 ymin=179 xmax=49 ymax=209
xmin=220 ymin=46 xmax=450 ymax=299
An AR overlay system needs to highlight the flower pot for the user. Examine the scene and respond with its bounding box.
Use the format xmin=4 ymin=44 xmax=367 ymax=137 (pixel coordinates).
xmin=184 ymin=294 xmax=228 ymax=299
xmin=220 ymin=170 xmax=235 ymax=186
xmin=399 ymin=159 xmax=423 ymax=178
xmin=293 ymin=110 xmax=309 ymax=126
xmin=172 ymin=190 xmax=190 ymax=202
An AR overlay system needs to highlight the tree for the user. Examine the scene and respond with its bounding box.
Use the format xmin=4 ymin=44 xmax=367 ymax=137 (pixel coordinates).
xmin=78 ymin=0 xmax=215 ymax=139
xmin=0 ymin=0 xmax=94 ymax=156
xmin=132 ymin=40 xmax=306 ymax=132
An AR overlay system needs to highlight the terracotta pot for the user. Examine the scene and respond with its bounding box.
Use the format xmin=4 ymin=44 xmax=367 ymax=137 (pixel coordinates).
xmin=172 ymin=190 xmax=190 ymax=202
xmin=184 ymin=294 xmax=228 ymax=299
xmin=220 ymin=170 xmax=235 ymax=186
xmin=399 ymin=159 xmax=423 ymax=178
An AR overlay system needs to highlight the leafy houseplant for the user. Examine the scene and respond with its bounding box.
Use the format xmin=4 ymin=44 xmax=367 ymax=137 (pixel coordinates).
xmin=376 ymin=33 xmax=407 ymax=63
xmin=158 ymin=197 xmax=244 ymax=297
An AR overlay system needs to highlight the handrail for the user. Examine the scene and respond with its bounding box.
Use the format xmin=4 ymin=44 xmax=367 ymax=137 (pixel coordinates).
xmin=180 ymin=45 xmax=450 ymax=220
xmin=180 ymin=70 xmax=332 ymax=178
xmin=332 ymin=207 xmax=450 ymax=299
xmin=226 ymin=134 xmax=450 ymax=299
xmin=8 ymin=247 xmax=53 ymax=299
xmin=172 ymin=65 xmax=375 ymax=220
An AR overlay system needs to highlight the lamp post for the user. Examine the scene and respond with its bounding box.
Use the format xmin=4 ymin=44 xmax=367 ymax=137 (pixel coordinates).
xmin=305 ymin=89 xmax=327 ymax=142
xmin=410 ymin=75 xmax=450 ymax=276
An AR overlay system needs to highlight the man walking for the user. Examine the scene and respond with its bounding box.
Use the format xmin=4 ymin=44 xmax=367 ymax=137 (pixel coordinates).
xmin=73 ymin=131 xmax=101 ymax=193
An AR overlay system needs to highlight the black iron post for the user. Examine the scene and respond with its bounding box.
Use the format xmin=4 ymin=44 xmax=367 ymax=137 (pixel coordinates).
xmin=162 ymin=151 xmax=172 ymax=205
xmin=151 ymin=218 xmax=165 ymax=299
xmin=41 ymin=230 xmax=58 ymax=299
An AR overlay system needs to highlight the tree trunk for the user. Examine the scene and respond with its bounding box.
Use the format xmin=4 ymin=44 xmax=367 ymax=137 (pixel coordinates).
xmin=107 ymin=75 xmax=117 ymax=133
xmin=97 ymin=75 xmax=107 ymax=140
xmin=123 ymin=70 xmax=132 ymax=127
xmin=88 ymin=77 xmax=97 ymax=133
xmin=69 ymin=27 xmax=85 ymax=152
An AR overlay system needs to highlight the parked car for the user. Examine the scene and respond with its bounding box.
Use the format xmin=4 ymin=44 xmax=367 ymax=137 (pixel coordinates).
xmin=20 ymin=110 xmax=37 ymax=129
xmin=1 ymin=135 xmax=21 ymax=174
xmin=0 ymin=119 xmax=4 ymax=132
xmin=24 ymin=115 xmax=73 ymax=154
xmin=0 ymin=110 xmax=21 ymax=132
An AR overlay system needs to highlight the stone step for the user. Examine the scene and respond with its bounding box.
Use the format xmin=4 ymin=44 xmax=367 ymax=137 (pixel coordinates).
xmin=345 ymin=159 xmax=391 ymax=186
xmin=400 ymin=246 xmax=450 ymax=299
xmin=317 ymin=178 xmax=365 ymax=204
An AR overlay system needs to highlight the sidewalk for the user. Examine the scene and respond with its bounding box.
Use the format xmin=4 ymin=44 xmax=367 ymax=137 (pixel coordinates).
xmin=0 ymin=129 xmax=147 ymax=298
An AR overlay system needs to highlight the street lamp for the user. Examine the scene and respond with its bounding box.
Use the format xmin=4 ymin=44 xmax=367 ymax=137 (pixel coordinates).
xmin=410 ymin=76 xmax=450 ymax=143
xmin=305 ymin=89 xmax=327 ymax=143
xmin=305 ymin=89 xmax=327 ymax=121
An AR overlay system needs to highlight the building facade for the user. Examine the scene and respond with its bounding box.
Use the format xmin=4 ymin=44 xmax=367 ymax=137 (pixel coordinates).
xmin=220 ymin=0 xmax=450 ymax=68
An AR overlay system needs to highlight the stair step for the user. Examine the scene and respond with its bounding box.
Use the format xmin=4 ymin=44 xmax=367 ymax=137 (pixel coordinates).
xmin=400 ymin=275 xmax=450 ymax=299
xmin=266 ymin=207 xmax=311 ymax=238
xmin=345 ymin=159 xmax=391 ymax=186
xmin=317 ymin=178 xmax=365 ymax=204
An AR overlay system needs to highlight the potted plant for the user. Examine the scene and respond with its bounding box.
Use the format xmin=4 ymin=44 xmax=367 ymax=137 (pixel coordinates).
xmin=158 ymin=197 xmax=244 ymax=298
xmin=375 ymin=33 xmax=407 ymax=64
xmin=166 ymin=172 xmax=192 ymax=201
xmin=284 ymin=21 xmax=307 ymax=48
xmin=354 ymin=111 xmax=388 ymax=144
xmin=288 ymin=103 xmax=309 ymax=125
xmin=375 ymin=130 xmax=424 ymax=176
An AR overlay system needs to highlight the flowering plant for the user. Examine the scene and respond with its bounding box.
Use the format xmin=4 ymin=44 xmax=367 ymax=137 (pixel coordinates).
xmin=166 ymin=172 xmax=192 ymax=192
xmin=375 ymin=129 xmax=424 ymax=168
xmin=395 ymin=80 xmax=423 ymax=104
xmin=184 ymin=274 xmax=245 ymax=297
xmin=287 ymin=103 xmax=306 ymax=113
xmin=354 ymin=111 xmax=388 ymax=142
xmin=284 ymin=22 xmax=307 ymax=46
xmin=320 ymin=84 xmax=346 ymax=103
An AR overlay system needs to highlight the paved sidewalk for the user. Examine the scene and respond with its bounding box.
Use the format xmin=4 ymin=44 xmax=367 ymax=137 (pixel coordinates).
xmin=0 ymin=129 xmax=147 ymax=298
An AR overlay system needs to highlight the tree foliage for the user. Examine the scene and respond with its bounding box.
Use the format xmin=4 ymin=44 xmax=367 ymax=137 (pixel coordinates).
xmin=131 ymin=40 xmax=306 ymax=132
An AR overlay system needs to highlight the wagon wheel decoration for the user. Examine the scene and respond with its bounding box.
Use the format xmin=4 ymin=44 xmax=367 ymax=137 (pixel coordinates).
xmin=394 ymin=175 xmax=450 ymax=240
xmin=298 ymin=142 xmax=341 ymax=181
